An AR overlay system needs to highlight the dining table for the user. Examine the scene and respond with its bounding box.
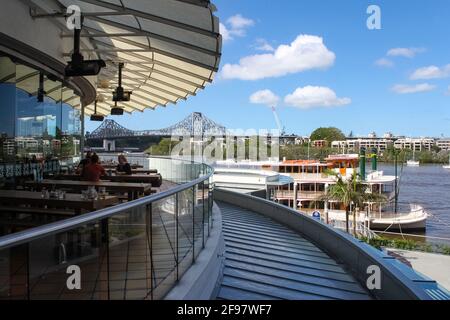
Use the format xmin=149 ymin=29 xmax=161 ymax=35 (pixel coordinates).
xmin=0 ymin=190 xmax=119 ymax=215
xmin=104 ymin=174 xmax=162 ymax=186
xmin=109 ymin=168 xmax=158 ymax=174
xmin=102 ymin=164 xmax=144 ymax=169
xmin=48 ymin=173 xmax=163 ymax=187
xmin=25 ymin=179 xmax=153 ymax=201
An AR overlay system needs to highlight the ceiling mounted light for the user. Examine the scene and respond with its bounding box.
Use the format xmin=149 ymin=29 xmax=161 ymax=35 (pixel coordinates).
xmin=111 ymin=101 xmax=124 ymax=116
xmin=90 ymin=100 xmax=104 ymax=122
xmin=112 ymin=62 xmax=132 ymax=102
xmin=65 ymin=19 xmax=105 ymax=77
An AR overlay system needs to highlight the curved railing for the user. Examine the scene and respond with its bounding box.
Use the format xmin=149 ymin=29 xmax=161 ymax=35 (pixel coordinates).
xmin=0 ymin=157 xmax=214 ymax=300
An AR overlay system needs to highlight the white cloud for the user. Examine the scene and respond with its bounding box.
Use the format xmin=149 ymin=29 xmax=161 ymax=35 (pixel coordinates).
xmin=220 ymin=14 xmax=254 ymax=42
xmin=221 ymin=35 xmax=335 ymax=80
xmin=254 ymin=39 xmax=275 ymax=52
xmin=445 ymin=85 xmax=450 ymax=95
xmin=219 ymin=23 xmax=232 ymax=42
xmin=249 ymin=90 xmax=280 ymax=106
xmin=375 ymin=58 xmax=394 ymax=67
xmin=391 ymin=83 xmax=436 ymax=94
xmin=284 ymin=86 xmax=351 ymax=109
xmin=387 ymin=47 xmax=425 ymax=58
xmin=227 ymin=14 xmax=254 ymax=30
xmin=410 ymin=64 xmax=450 ymax=80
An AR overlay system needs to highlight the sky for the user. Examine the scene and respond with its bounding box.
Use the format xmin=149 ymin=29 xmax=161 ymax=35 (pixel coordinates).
xmin=86 ymin=0 xmax=450 ymax=138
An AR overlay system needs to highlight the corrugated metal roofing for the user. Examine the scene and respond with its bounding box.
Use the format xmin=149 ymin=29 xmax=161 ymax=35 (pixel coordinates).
xmin=216 ymin=201 xmax=372 ymax=300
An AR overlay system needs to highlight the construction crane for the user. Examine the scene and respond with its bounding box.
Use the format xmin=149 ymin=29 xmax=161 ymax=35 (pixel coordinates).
xmin=271 ymin=106 xmax=285 ymax=135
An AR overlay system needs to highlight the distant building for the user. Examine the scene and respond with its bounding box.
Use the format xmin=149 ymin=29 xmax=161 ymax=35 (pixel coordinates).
xmin=17 ymin=115 xmax=57 ymax=137
xmin=394 ymin=138 xmax=435 ymax=151
xmin=332 ymin=138 xmax=393 ymax=152
xmin=312 ymin=140 xmax=328 ymax=148
xmin=437 ymin=139 xmax=450 ymax=151
xmin=279 ymin=135 xmax=310 ymax=146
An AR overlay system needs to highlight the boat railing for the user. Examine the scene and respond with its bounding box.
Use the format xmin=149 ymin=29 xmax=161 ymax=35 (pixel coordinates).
xmin=330 ymin=219 xmax=378 ymax=240
xmin=0 ymin=157 xmax=215 ymax=300
xmin=374 ymin=204 xmax=427 ymax=220
xmin=274 ymin=190 xmax=324 ymax=200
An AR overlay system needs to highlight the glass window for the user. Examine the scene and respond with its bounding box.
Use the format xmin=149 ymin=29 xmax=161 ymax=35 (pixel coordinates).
xmin=0 ymin=54 xmax=82 ymax=173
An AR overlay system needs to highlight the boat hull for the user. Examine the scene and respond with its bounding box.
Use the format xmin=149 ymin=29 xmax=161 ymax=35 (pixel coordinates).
xmin=370 ymin=219 xmax=427 ymax=231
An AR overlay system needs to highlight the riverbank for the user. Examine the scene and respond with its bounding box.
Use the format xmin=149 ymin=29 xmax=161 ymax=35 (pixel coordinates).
xmin=280 ymin=145 xmax=450 ymax=164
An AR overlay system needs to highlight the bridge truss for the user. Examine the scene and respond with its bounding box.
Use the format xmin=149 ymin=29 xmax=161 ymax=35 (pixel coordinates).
xmin=86 ymin=112 xmax=227 ymax=139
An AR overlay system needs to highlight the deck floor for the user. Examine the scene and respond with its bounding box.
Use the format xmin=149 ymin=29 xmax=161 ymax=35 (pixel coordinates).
xmin=216 ymin=201 xmax=372 ymax=300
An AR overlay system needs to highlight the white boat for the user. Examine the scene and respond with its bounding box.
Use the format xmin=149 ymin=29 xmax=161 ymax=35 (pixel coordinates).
xmin=443 ymin=155 xmax=450 ymax=169
xmin=407 ymin=148 xmax=420 ymax=167
xmin=327 ymin=204 xmax=428 ymax=231
xmin=369 ymin=205 xmax=428 ymax=231
xmin=407 ymin=160 xmax=420 ymax=167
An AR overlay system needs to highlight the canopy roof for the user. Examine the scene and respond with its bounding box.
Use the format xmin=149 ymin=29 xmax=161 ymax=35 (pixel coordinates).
xmin=55 ymin=0 xmax=222 ymax=116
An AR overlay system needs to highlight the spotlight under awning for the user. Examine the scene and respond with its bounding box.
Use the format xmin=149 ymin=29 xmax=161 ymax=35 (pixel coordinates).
xmin=54 ymin=0 xmax=222 ymax=116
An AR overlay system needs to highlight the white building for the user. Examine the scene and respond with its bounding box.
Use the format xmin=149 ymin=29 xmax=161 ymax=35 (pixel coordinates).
xmin=437 ymin=139 xmax=450 ymax=151
xmin=332 ymin=138 xmax=393 ymax=152
xmin=394 ymin=138 xmax=435 ymax=151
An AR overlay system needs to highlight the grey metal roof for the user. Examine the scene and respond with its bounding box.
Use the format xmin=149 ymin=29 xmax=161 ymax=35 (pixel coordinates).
xmin=216 ymin=201 xmax=372 ymax=300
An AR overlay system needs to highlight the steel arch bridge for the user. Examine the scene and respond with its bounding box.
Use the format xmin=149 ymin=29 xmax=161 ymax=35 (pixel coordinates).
xmin=86 ymin=112 xmax=227 ymax=140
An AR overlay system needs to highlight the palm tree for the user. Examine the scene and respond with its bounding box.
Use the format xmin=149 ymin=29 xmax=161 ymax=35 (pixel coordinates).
xmin=318 ymin=172 xmax=387 ymax=233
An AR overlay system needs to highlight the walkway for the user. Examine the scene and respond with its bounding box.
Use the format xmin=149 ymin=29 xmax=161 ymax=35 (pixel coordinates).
xmin=386 ymin=248 xmax=450 ymax=292
xmin=216 ymin=201 xmax=372 ymax=300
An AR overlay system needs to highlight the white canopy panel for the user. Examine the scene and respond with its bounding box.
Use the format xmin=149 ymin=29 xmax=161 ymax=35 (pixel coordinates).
xmin=56 ymin=0 xmax=222 ymax=115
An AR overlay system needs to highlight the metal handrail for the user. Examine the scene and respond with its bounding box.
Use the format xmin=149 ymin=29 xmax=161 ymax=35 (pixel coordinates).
xmin=0 ymin=157 xmax=214 ymax=250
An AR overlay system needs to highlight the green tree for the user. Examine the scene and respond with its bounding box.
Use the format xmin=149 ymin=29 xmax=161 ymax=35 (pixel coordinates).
xmin=318 ymin=173 xmax=387 ymax=233
xmin=310 ymin=127 xmax=346 ymax=143
xmin=146 ymin=138 xmax=179 ymax=156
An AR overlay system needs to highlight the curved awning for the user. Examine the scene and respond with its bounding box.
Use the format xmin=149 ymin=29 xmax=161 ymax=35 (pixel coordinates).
xmin=56 ymin=0 xmax=222 ymax=116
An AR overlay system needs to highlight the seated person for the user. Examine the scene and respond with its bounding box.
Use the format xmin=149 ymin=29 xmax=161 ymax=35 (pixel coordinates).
xmin=82 ymin=154 xmax=106 ymax=182
xmin=76 ymin=151 xmax=92 ymax=175
xmin=116 ymin=155 xmax=132 ymax=175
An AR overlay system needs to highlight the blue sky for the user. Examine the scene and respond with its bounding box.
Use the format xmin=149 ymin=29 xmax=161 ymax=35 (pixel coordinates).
xmin=86 ymin=0 xmax=450 ymax=138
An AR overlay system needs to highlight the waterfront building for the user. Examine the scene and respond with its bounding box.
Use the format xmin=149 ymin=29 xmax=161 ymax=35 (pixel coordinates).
xmin=394 ymin=138 xmax=435 ymax=151
xmin=332 ymin=138 xmax=393 ymax=152
xmin=437 ymin=139 xmax=450 ymax=151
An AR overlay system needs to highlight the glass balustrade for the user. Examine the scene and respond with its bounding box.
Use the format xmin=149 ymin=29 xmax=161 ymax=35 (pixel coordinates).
xmin=0 ymin=157 xmax=214 ymax=300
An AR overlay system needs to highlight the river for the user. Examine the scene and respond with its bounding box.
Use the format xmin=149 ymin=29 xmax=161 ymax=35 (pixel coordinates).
xmin=377 ymin=164 xmax=450 ymax=245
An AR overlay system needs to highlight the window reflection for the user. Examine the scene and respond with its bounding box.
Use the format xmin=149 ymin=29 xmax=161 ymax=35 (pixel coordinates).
xmin=0 ymin=54 xmax=81 ymax=168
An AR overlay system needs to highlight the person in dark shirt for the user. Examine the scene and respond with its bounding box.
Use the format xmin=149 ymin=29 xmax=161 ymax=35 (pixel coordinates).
xmin=82 ymin=154 xmax=106 ymax=182
xmin=116 ymin=154 xmax=132 ymax=175
xmin=77 ymin=151 xmax=92 ymax=175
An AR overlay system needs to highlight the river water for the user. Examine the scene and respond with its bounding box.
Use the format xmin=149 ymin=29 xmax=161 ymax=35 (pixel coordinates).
xmin=377 ymin=164 xmax=450 ymax=244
